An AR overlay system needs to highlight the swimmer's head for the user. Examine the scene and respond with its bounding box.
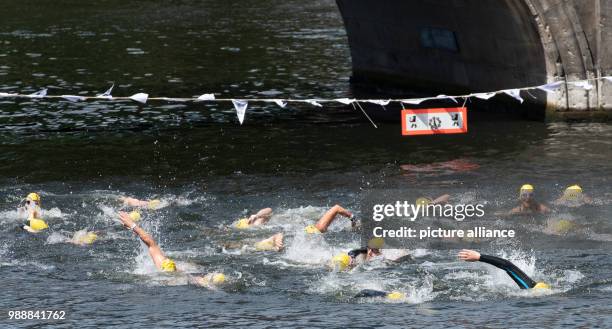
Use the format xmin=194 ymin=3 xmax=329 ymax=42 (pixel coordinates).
xmin=210 ymin=273 xmax=226 ymax=285
xmin=74 ymin=231 xmax=98 ymax=245
xmin=386 ymin=291 xmax=405 ymax=300
xmin=148 ymin=199 xmax=161 ymax=210
xmin=161 ymin=258 xmax=176 ymax=272
xmin=330 ymin=253 xmax=351 ymax=271
xmin=562 ymin=185 xmax=583 ymax=200
xmin=234 ymin=218 xmax=250 ymax=229
xmin=415 ymin=197 xmax=431 ymax=206
xmin=367 ymin=237 xmax=384 ymax=256
xmin=553 ymin=219 xmax=575 ymax=234
xmin=29 ymin=218 xmax=48 ymax=231
xmin=533 ymin=282 xmax=550 ymax=290
xmin=26 ymin=192 xmax=41 ymax=203
xmin=128 ymin=210 xmax=141 ymax=222
xmin=304 ymin=225 xmax=321 ymax=234
xmin=519 ymin=184 xmax=535 ymax=201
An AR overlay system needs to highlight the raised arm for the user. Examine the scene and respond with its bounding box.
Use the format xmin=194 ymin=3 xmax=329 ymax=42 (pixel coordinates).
xmin=118 ymin=211 xmax=167 ymax=270
xmin=458 ymin=249 xmax=536 ymax=289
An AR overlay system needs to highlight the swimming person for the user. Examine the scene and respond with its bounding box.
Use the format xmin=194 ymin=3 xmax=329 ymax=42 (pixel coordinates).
xmin=304 ymin=204 xmax=356 ymax=234
xmin=120 ymin=196 xmax=162 ymax=210
xmin=234 ymin=208 xmax=273 ymax=229
xmin=223 ymin=232 xmax=285 ymax=252
xmin=553 ymin=185 xmax=592 ymax=206
xmin=415 ymin=194 xmax=451 ymax=206
xmin=330 ymin=238 xmax=384 ymax=270
xmin=20 ymin=192 xmax=49 ymax=233
xmin=70 ymin=229 xmax=98 ymax=246
xmin=457 ymin=249 xmax=550 ymax=290
xmin=509 ymin=184 xmax=550 ymax=214
xmin=354 ymin=289 xmax=406 ymax=301
xmin=117 ymin=211 xmax=226 ymax=286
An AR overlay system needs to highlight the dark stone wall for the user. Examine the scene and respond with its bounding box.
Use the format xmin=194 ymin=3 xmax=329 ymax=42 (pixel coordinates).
xmin=337 ymin=0 xmax=612 ymax=120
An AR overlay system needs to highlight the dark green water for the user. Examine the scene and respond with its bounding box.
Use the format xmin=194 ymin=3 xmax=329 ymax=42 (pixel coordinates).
xmin=1 ymin=1 xmax=611 ymax=328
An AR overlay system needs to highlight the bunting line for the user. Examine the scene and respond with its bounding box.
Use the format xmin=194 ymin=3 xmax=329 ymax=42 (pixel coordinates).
xmin=1 ymin=76 xmax=611 ymax=126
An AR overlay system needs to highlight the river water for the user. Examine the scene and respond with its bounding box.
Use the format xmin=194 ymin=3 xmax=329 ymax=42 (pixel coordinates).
xmin=1 ymin=1 xmax=611 ymax=328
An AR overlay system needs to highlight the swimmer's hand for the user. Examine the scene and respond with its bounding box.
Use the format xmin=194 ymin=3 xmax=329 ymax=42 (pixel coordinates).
xmin=458 ymin=249 xmax=481 ymax=262
xmin=118 ymin=211 xmax=136 ymax=229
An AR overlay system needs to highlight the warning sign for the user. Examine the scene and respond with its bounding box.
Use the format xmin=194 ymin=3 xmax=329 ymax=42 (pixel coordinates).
xmin=401 ymin=107 xmax=468 ymax=136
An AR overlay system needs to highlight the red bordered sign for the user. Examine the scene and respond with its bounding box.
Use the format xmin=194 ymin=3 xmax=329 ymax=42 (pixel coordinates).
xmin=401 ymin=107 xmax=468 ymax=136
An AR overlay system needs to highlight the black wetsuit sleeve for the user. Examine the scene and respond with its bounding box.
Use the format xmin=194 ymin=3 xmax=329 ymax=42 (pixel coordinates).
xmin=479 ymin=254 xmax=536 ymax=289
xmin=354 ymin=289 xmax=388 ymax=298
xmin=348 ymin=248 xmax=367 ymax=259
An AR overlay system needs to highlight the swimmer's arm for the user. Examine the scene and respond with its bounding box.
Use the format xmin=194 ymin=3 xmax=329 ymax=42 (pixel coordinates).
xmin=539 ymin=203 xmax=551 ymax=213
xmin=118 ymin=211 xmax=166 ymax=269
xmin=508 ymin=207 xmax=522 ymax=215
xmin=431 ymin=194 xmax=451 ymax=204
xmin=460 ymin=250 xmax=537 ymax=289
xmin=120 ymin=196 xmax=150 ymax=208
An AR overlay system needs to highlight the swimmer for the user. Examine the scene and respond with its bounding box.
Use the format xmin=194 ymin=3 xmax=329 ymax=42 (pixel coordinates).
xmin=234 ymin=208 xmax=273 ymax=229
xmin=70 ymin=229 xmax=98 ymax=246
xmin=416 ymin=194 xmax=451 ymax=206
xmin=223 ymin=232 xmax=285 ymax=252
xmin=119 ymin=196 xmax=162 ymax=210
xmin=304 ymin=204 xmax=355 ymax=234
xmin=509 ymin=184 xmax=550 ymax=215
xmin=20 ymin=192 xmax=49 ymax=233
xmin=354 ymin=289 xmax=406 ymax=301
xmin=117 ymin=211 xmax=225 ymax=286
xmin=458 ymin=249 xmax=550 ymax=290
xmin=553 ymin=185 xmax=592 ymax=206
xmin=330 ymin=238 xmax=385 ymax=270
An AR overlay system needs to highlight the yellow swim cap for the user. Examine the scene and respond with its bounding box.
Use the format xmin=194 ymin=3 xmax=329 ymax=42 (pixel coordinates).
xmin=563 ymin=185 xmax=583 ymax=200
xmin=553 ymin=219 xmax=575 ymax=234
xmin=26 ymin=192 xmax=41 ymax=202
xmin=533 ymin=282 xmax=550 ymax=290
xmin=386 ymin=291 xmax=405 ymax=300
xmin=84 ymin=232 xmax=98 ymax=244
xmin=254 ymin=239 xmax=275 ymax=251
xmin=74 ymin=231 xmax=98 ymax=245
xmin=520 ymin=184 xmax=534 ymax=192
xmin=29 ymin=218 xmax=48 ymax=231
xmin=304 ymin=225 xmax=321 ymax=234
xmin=367 ymin=237 xmax=385 ymax=249
xmin=234 ymin=218 xmax=250 ymax=229
xmin=415 ymin=197 xmax=431 ymax=206
xmin=148 ymin=199 xmax=161 ymax=210
xmin=129 ymin=210 xmax=141 ymax=222
xmin=161 ymin=258 xmax=176 ymax=272
xmin=210 ymin=273 xmax=226 ymax=285
xmin=331 ymin=253 xmax=351 ymax=271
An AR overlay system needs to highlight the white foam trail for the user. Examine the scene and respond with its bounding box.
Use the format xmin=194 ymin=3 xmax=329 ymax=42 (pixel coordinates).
xmin=46 ymin=232 xmax=70 ymax=244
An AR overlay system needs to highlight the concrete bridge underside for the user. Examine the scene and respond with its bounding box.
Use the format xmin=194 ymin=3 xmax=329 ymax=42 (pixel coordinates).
xmin=336 ymin=0 xmax=612 ymax=120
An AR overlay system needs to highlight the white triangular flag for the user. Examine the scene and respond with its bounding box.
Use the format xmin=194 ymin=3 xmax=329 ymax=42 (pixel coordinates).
xmin=570 ymin=80 xmax=593 ymax=90
xmin=97 ymin=84 xmax=114 ymax=99
xmin=273 ymin=99 xmax=287 ymax=108
xmin=28 ymin=89 xmax=47 ymax=98
xmin=401 ymin=98 xmax=425 ymax=105
xmin=503 ymin=89 xmax=523 ymax=103
xmin=61 ymin=95 xmax=86 ymax=102
xmin=232 ymin=99 xmax=248 ymax=125
xmin=366 ymin=99 xmax=390 ymax=106
xmin=305 ymin=100 xmax=323 ymax=107
xmin=472 ymin=92 xmax=497 ymax=100
xmin=197 ymin=93 xmax=215 ymax=101
xmin=436 ymin=94 xmax=458 ymax=103
xmin=536 ymin=81 xmax=563 ymax=93
xmin=335 ymin=98 xmax=355 ymax=105
xmin=129 ymin=93 xmax=148 ymax=104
